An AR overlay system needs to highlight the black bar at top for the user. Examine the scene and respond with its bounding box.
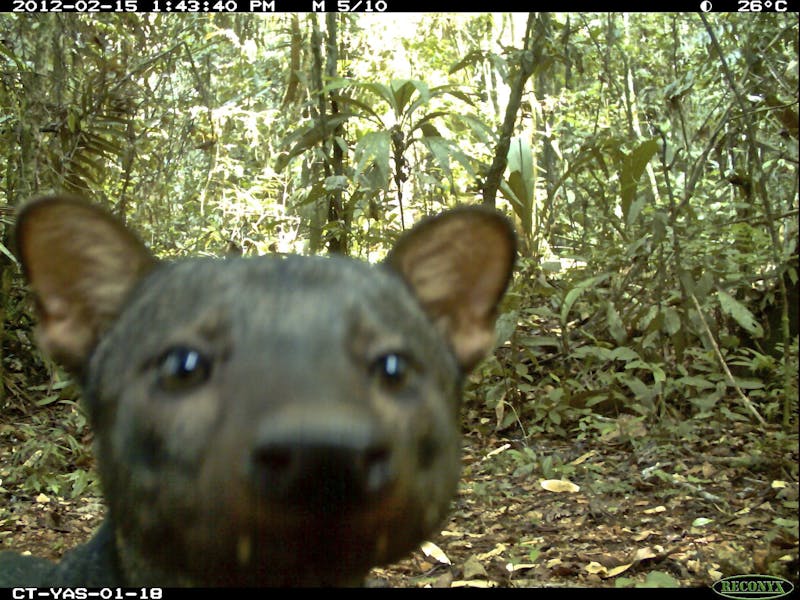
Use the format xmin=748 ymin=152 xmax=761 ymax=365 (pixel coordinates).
xmin=7 ymin=0 xmax=800 ymax=12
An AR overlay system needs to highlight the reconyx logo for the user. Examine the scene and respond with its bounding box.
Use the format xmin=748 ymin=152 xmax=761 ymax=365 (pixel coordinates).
xmin=712 ymin=575 xmax=794 ymax=600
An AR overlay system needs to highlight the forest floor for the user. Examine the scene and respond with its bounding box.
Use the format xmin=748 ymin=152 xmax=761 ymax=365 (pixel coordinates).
xmin=1 ymin=398 xmax=797 ymax=589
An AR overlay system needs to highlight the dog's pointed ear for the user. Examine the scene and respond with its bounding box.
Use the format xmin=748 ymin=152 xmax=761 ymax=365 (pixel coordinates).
xmin=15 ymin=195 xmax=157 ymax=370
xmin=386 ymin=207 xmax=516 ymax=372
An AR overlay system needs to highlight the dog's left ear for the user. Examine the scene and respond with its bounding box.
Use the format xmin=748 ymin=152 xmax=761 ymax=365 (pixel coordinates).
xmin=386 ymin=207 xmax=516 ymax=371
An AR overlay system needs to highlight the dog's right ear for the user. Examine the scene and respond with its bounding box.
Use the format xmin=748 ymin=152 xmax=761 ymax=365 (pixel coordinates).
xmin=15 ymin=195 xmax=156 ymax=371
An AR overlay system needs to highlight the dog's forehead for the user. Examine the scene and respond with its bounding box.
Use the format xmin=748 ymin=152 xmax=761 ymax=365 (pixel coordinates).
xmin=163 ymin=254 xmax=406 ymax=301
xmin=118 ymin=254 xmax=419 ymax=335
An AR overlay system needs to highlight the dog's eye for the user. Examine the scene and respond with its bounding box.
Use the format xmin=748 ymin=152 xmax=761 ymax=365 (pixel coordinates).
xmin=157 ymin=347 xmax=211 ymax=392
xmin=371 ymin=352 xmax=413 ymax=390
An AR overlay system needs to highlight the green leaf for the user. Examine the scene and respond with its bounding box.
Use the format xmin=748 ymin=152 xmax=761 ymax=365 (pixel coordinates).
xmin=392 ymin=79 xmax=429 ymax=117
xmin=617 ymin=373 xmax=650 ymax=398
xmin=730 ymin=377 xmax=764 ymax=390
xmin=449 ymin=49 xmax=484 ymax=74
xmin=69 ymin=470 xmax=90 ymax=498
xmin=421 ymin=135 xmax=456 ymax=184
xmin=610 ymin=347 xmax=640 ymax=362
xmin=606 ymin=302 xmax=627 ymax=343
xmin=320 ymin=77 xmax=352 ymax=94
xmin=417 ymin=122 xmax=443 ymax=138
xmin=276 ymin=114 xmax=352 ymax=172
xmin=572 ymin=345 xmax=614 ymax=362
xmin=663 ymin=307 xmax=681 ymax=335
xmin=453 ymin=113 xmax=496 ymax=145
xmin=637 ymin=571 xmax=680 ymax=588
xmin=494 ymin=310 xmax=518 ymax=347
xmin=695 ymin=272 xmax=714 ymax=297
xmin=430 ymin=85 xmax=474 ymax=106
xmin=355 ymin=81 xmax=396 ymax=107
xmin=406 ymin=84 xmax=469 ymax=118
xmin=561 ymin=288 xmax=583 ymax=325
xmin=519 ymin=335 xmax=561 ymax=348
xmin=676 ymin=376 xmax=714 ymax=389
xmin=0 ymin=42 xmax=26 ymax=70
xmin=35 ymin=394 xmax=62 ymax=407
xmin=717 ymin=290 xmax=764 ymax=337
xmin=329 ymin=93 xmax=383 ymax=124
xmin=354 ymin=131 xmax=391 ymax=187
xmin=689 ymin=394 xmax=719 ymax=412
xmin=0 ymin=241 xmax=17 ymax=265
xmin=620 ymin=138 xmax=659 ymax=226
xmin=651 ymin=211 xmax=668 ymax=243
xmin=773 ymin=518 xmax=798 ymax=531
xmin=505 ymin=136 xmax=534 ymax=239
xmin=560 ymin=274 xmax=609 ymax=325
xmin=632 ymin=361 xmax=665 ymax=383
